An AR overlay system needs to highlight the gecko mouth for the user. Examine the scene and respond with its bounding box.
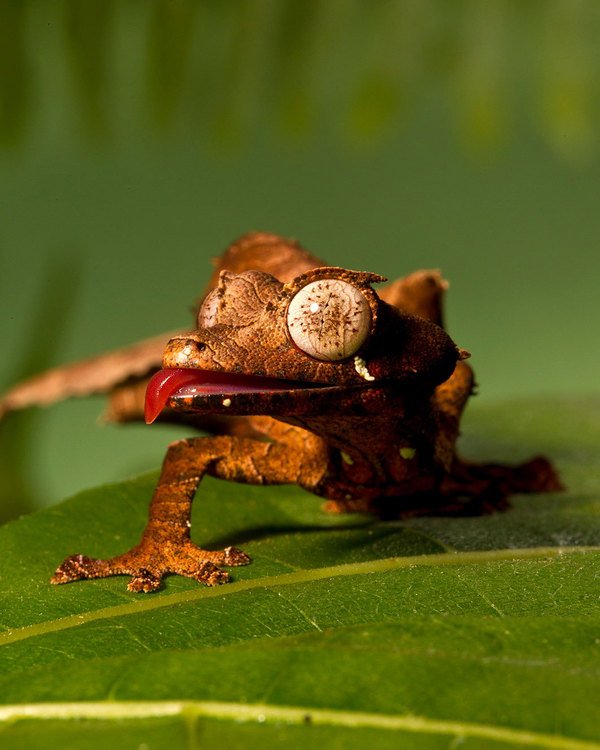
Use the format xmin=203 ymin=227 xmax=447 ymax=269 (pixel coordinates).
xmin=144 ymin=367 xmax=320 ymax=424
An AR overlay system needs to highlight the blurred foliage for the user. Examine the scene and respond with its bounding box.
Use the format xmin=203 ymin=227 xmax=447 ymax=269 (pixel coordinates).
xmin=1 ymin=0 xmax=599 ymax=522
xmin=0 ymin=261 xmax=79 ymax=523
xmin=0 ymin=0 xmax=30 ymax=146
xmin=64 ymin=0 xmax=116 ymax=141
xmin=1 ymin=0 xmax=599 ymax=158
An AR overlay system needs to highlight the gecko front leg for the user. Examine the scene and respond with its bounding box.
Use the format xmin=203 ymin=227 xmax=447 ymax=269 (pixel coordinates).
xmin=51 ymin=435 xmax=324 ymax=592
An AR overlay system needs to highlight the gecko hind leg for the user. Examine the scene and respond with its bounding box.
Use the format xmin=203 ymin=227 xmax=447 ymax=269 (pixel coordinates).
xmin=438 ymin=455 xmax=564 ymax=516
xmin=365 ymin=455 xmax=563 ymax=520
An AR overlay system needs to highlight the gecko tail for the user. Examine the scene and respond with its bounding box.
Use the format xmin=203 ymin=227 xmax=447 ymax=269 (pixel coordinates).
xmin=0 ymin=331 xmax=176 ymax=420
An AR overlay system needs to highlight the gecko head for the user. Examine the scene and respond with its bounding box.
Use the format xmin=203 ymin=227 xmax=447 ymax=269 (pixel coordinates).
xmin=145 ymin=267 xmax=463 ymax=423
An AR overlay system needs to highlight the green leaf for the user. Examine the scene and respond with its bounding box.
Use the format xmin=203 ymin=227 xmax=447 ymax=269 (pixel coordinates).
xmin=1 ymin=397 xmax=599 ymax=750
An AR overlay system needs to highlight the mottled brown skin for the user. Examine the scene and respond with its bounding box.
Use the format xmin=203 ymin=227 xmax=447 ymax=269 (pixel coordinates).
xmin=0 ymin=232 xmax=562 ymax=592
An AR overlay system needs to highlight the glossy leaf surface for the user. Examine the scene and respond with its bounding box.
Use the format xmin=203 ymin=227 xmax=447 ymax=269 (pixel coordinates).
xmin=0 ymin=398 xmax=599 ymax=749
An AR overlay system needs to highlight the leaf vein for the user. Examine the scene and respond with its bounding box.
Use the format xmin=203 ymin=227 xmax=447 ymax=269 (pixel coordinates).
xmin=1 ymin=547 xmax=596 ymax=649
xmin=0 ymin=700 xmax=597 ymax=750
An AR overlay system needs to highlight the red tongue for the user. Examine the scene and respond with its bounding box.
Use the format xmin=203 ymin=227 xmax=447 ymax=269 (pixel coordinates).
xmin=144 ymin=367 xmax=305 ymax=424
xmin=145 ymin=369 xmax=207 ymax=424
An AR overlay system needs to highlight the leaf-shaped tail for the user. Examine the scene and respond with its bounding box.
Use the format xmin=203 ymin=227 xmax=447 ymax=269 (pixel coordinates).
xmin=0 ymin=331 xmax=177 ymax=419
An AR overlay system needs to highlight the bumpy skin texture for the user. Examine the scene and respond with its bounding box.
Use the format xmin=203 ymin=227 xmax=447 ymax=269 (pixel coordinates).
xmin=0 ymin=232 xmax=563 ymax=592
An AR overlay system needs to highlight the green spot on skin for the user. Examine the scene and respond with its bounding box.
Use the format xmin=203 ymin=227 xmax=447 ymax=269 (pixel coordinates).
xmin=340 ymin=451 xmax=354 ymax=466
xmin=399 ymin=447 xmax=416 ymax=460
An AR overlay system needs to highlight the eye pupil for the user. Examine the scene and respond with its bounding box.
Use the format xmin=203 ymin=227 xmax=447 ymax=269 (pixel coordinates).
xmin=286 ymin=279 xmax=372 ymax=361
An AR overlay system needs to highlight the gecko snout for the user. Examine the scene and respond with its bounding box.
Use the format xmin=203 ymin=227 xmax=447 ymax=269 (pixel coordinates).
xmin=162 ymin=336 xmax=207 ymax=368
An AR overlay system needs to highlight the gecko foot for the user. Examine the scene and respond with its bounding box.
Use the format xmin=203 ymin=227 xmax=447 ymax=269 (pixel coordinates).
xmin=51 ymin=542 xmax=251 ymax=592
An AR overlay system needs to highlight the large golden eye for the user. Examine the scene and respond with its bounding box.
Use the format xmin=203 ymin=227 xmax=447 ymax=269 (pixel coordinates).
xmin=198 ymin=289 xmax=220 ymax=328
xmin=286 ymin=279 xmax=372 ymax=361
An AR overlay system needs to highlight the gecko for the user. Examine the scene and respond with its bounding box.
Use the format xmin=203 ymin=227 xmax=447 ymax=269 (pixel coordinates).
xmin=0 ymin=232 xmax=562 ymax=591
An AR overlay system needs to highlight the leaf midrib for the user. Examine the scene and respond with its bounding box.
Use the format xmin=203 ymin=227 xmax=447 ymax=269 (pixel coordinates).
xmin=1 ymin=546 xmax=595 ymax=648
xmin=0 ymin=700 xmax=597 ymax=750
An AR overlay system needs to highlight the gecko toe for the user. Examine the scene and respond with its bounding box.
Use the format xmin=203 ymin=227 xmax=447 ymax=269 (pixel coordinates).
xmin=191 ymin=561 xmax=231 ymax=586
xmin=222 ymin=546 xmax=251 ymax=566
xmin=128 ymin=569 xmax=163 ymax=593
xmin=51 ymin=554 xmax=101 ymax=584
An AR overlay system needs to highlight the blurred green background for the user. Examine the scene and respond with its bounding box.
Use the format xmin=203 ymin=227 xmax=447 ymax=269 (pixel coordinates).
xmin=1 ymin=0 xmax=599 ymax=520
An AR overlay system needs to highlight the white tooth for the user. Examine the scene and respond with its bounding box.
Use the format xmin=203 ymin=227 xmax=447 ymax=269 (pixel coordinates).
xmin=354 ymin=356 xmax=375 ymax=381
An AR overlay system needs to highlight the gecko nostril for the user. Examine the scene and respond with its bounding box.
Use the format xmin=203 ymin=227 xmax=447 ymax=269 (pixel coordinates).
xmin=174 ymin=339 xmax=206 ymax=366
xmin=180 ymin=339 xmax=205 ymax=352
xmin=176 ymin=339 xmax=206 ymax=360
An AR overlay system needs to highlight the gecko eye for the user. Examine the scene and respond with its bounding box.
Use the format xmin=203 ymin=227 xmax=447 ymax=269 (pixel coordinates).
xmin=198 ymin=289 xmax=220 ymax=328
xmin=286 ymin=279 xmax=372 ymax=361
